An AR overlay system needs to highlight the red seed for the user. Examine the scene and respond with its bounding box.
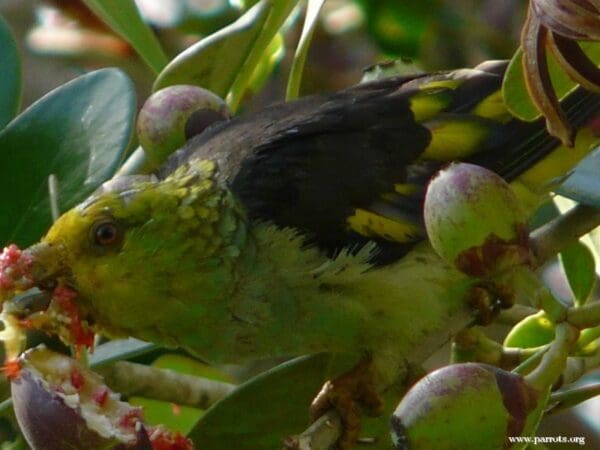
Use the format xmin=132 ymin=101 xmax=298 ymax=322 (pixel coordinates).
xmin=2 ymin=358 xmax=22 ymax=380
xmin=70 ymin=369 xmax=85 ymax=390
xmin=148 ymin=427 xmax=194 ymax=450
xmin=92 ymin=386 xmax=109 ymax=407
xmin=118 ymin=408 xmax=144 ymax=430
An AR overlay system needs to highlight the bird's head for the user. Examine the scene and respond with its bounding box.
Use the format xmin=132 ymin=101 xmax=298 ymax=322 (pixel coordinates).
xmin=3 ymin=159 xmax=247 ymax=347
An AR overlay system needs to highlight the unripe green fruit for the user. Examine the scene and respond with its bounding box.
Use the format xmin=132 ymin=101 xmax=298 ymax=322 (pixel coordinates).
xmin=137 ymin=85 xmax=230 ymax=168
xmin=391 ymin=363 xmax=539 ymax=450
xmin=424 ymin=163 xmax=529 ymax=277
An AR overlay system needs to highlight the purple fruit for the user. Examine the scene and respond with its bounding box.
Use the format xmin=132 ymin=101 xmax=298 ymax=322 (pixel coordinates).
xmin=424 ymin=163 xmax=529 ymax=277
xmin=10 ymin=346 xmax=192 ymax=450
xmin=391 ymin=363 xmax=539 ymax=450
xmin=137 ymin=85 xmax=230 ymax=168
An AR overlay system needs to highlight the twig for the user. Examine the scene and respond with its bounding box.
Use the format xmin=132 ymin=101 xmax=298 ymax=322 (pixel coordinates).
xmin=525 ymin=323 xmax=578 ymax=390
xmin=549 ymin=382 xmax=600 ymax=413
xmin=95 ymin=360 xmax=235 ymax=409
xmin=283 ymin=411 xmax=342 ymax=450
xmin=561 ymin=346 xmax=600 ymax=386
xmin=530 ymin=204 xmax=600 ymax=265
xmin=567 ymin=301 xmax=600 ymax=329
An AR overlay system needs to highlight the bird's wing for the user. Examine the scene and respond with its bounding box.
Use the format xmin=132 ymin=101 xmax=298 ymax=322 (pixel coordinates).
xmin=171 ymin=60 xmax=598 ymax=263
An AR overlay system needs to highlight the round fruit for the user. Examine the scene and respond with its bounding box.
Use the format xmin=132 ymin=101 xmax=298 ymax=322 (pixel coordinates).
xmin=11 ymin=346 xmax=193 ymax=450
xmin=137 ymin=85 xmax=230 ymax=168
xmin=424 ymin=163 xmax=529 ymax=277
xmin=391 ymin=363 xmax=538 ymax=450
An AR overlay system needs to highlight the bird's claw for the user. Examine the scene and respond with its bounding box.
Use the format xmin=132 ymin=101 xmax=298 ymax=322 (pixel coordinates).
xmin=309 ymin=357 xmax=383 ymax=449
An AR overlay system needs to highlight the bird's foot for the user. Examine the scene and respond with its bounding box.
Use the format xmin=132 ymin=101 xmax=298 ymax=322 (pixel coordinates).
xmin=468 ymin=282 xmax=516 ymax=325
xmin=309 ymin=357 xmax=383 ymax=449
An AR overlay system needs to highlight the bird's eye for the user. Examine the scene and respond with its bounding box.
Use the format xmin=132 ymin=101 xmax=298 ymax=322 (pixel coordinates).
xmin=91 ymin=220 xmax=122 ymax=247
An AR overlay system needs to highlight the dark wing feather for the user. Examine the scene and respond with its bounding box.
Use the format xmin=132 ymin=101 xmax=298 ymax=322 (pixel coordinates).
xmin=165 ymin=61 xmax=599 ymax=264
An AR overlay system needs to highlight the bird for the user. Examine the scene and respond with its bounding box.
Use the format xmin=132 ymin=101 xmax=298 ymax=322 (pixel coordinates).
xmin=2 ymin=59 xmax=599 ymax=449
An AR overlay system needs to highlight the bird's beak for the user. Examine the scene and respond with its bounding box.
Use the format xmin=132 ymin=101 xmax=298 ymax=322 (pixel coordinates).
xmin=24 ymin=241 xmax=68 ymax=291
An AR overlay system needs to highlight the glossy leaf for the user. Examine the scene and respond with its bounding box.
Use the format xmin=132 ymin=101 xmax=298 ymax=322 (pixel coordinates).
xmin=187 ymin=353 xmax=357 ymax=449
xmin=188 ymin=353 xmax=401 ymax=449
xmin=503 ymin=42 xmax=600 ymax=121
xmin=0 ymin=69 xmax=135 ymax=246
xmin=247 ymin=33 xmax=285 ymax=95
xmin=0 ymin=14 xmax=21 ymax=129
xmin=559 ymin=241 xmax=596 ymax=306
xmin=154 ymin=0 xmax=296 ymax=111
xmin=504 ymin=311 xmax=555 ymax=348
xmin=82 ymin=0 xmax=168 ymax=73
xmin=89 ymin=338 xmax=158 ymax=367
xmin=286 ymin=0 xmax=325 ymax=100
xmin=557 ymin=147 xmax=600 ymax=207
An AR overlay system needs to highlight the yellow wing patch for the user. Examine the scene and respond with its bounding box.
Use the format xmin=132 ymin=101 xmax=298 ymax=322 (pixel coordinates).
xmin=472 ymin=90 xmax=512 ymax=123
xmin=347 ymin=208 xmax=421 ymax=243
xmin=393 ymin=183 xmax=419 ymax=195
xmin=515 ymin=127 xmax=600 ymax=194
xmin=409 ymin=88 xmax=453 ymax=122
xmin=418 ymin=79 xmax=462 ymax=90
xmin=422 ymin=116 xmax=490 ymax=160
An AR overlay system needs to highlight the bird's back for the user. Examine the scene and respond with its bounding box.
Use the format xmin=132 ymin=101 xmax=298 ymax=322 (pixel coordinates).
xmin=162 ymin=60 xmax=599 ymax=265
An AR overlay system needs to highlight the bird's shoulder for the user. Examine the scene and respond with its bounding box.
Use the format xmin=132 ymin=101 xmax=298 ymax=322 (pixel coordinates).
xmin=162 ymin=61 xmax=516 ymax=263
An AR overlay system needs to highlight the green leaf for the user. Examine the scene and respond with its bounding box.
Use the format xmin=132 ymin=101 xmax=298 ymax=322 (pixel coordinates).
xmin=356 ymin=0 xmax=437 ymax=57
xmin=131 ymin=397 xmax=203 ymax=434
xmin=0 ymin=69 xmax=136 ymax=246
xmin=504 ymin=311 xmax=555 ymax=349
xmin=503 ymin=42 xmax=600 ymax=121
xmin=559 ymin=241 xmax=596 ymax=307
xmin=81 ymin=0 xmax=168 ymax=73
xmin=247 ymin=33 xmax=285 ymax=95
xmin=89 ymin=338 xmax=158 ymax=367
xmin=154 ymin=0 xmax=296 ymax=111
xmin=187 ymin=353 xmax=357 ymax=449
xmin=0 ymin=14 xmax=21 ymax=129
xmin=286 ymin=0 xmax=325 ymax=100
xmin=188 ymin=353 xmax=402 ymax=449
xmin=556 ymin=147 xmax=600 ymax=208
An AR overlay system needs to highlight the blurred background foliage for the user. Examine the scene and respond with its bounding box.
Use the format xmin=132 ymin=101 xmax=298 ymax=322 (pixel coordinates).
xmin=1 ymin=0 xmax=526 ymax=110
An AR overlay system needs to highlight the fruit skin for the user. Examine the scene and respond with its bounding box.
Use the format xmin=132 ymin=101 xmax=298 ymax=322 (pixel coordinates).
xmin=12 ymin=368 xmax=122 ymax=450
xmin=424 ymin=163 xmax=530 ymax=277
xmin=137 ymin=85 xmax=230 ymax=168
xmin=10 ymin=346 xmax=190 ymax=450
xmin=391 ymin=363 xmax=539 ymax=450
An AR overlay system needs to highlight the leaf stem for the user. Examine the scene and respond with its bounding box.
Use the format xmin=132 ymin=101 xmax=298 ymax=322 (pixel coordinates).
xmin=549 ymin=383 xmax=600 ymax=412
xmin=525 ymin=322 xmax=578 ymax=391
xmin=530 ymin=204 xmax=600 ymax=265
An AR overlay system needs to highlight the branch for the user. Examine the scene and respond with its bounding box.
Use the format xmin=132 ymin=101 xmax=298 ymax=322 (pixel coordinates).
xmin=283 ymin=411 xmax=342 ymax=450
xmin=530 ymin=204 xmax=600 ymax=264
xmin=567 ymin=301 xmax=600 ymax=329
xmin=95 ymin=360 xmax=235 ymax=409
